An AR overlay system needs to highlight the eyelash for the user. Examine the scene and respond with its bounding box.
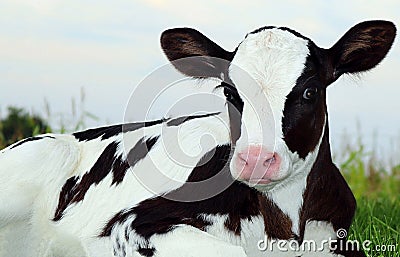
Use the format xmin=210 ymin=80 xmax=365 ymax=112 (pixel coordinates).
xmin=216 ymin=84 xmax=237 ymax=98
xmin=215 ymin=83 xmax=235 ymax=91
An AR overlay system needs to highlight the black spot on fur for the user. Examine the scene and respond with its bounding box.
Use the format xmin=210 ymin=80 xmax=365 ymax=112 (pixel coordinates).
xmin=10 ymin=135 xmax=55 ymax=149
xmin=73 ymin=124 xmax=122 ymax=142
xmin=71 ymin=142 xmax=119 ymax=201
xmin=100 ymin=209 xmax=128 ymax=237
xmin=53 ymin=176 xmax=79 ymax=221
xmin=121 ymin=244 xmax=126 ymax=257
xmin=112 ymin=136 xmax=159 ymax=185
xmin=166 ymin=112 xmax=220 ymax=126
xmin=282 ymin=52 xmax=326 ymax=159
xmin=73 ymin=120 xmax=165 ymax=142
xmin=53 ymin=142 xmax=120 ymax=221
xmin=137 ymin=247 xmax=155 ymax=257
xmin=73 ymin=113 xmax=221 ymax=142
xmin=110 ymin=156 xmax=130 ymax=186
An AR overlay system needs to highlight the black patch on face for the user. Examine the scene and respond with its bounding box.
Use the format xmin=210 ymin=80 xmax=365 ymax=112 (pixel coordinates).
xmin=101 ymin=145 xmax=293 ymax=241
xmin=216 ymin=82 xmax=244 ymax=143
xmin=9 ymin=135 xmax=55 ymax=149
xmin=273 ymin=34 xmax=364 ymax=255
xmin=282 ymin=48 xmax=327 ymax=159
xmin=73 ymin=120 xmax=165 ymax=142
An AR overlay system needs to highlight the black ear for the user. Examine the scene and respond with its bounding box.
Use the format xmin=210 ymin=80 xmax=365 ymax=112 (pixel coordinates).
xmin=329 ymin=20 xmax=396 ymax=81
xmin=160 ymin=28 xmax=233 ymax=78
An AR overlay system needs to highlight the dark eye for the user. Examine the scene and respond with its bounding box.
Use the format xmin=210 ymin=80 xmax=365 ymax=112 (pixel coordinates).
xmin=224 ymin=88 xmax=231 ymax=97
xmin=303 ymin=87 xmax=318 ymax=100
xmin=216 ymin=82 xmax=241 ymax=104
xmin=224 ymin=87 xmax=235 ymax=101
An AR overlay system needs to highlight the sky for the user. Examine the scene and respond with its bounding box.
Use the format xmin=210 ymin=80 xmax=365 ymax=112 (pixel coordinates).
xmin=0 ymin=0 xmax=399 ymax=163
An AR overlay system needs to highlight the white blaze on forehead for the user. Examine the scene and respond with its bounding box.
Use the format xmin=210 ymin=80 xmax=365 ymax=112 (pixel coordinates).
xmin=229 ymin=28 xmax=310 ymax=149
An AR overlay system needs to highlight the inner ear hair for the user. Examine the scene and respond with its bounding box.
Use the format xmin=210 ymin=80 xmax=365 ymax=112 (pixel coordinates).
xmin=160 ymin=27 xmax=233 ymax=78
xmin=161 ymin=28 xmax=233 ymax=61
xmin=329 ymin=20 xmax=396 ymax=80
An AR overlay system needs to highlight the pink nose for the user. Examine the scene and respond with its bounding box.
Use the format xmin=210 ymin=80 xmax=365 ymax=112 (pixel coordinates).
xmin=236 ymin=146 xmax=281 ymax=184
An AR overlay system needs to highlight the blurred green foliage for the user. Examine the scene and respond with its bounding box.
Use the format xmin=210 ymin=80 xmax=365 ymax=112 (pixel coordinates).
xmin=340 ymin=141 xmax=399 ymax=201
xmin=0 ymin=107 xmax=52 ymax=149
xmin=0 ymin=89 xmax=99 ymax=149
xmin=333 ymin=131 xmax=399 ymax=256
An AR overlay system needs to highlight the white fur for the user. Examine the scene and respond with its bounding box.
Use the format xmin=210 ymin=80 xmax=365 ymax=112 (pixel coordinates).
xmin=109 ymin=214 xmax=148 ymax=257
xmin=200 ymin=214 xmax=242 ymax=246
xmin=129 ymin=112 xmax=230 ymax=195
xmin=0 ymin=110 xmax=231 ymax=257
xmin=237 ymin=216 xmax=267 ymax=256
xmin=300 ymin=221 xmax=344 ymax=257
xmin=150 ymin=225 xmax=247 ymax=257
xmin=198 ymin=214 xmax=269 ymax=256
xmin=0 ymin=135 xmax=80 ymax=227
xmin=0 ymin=134 xmax=86 ymax=256
xmin=228 ymin=28 xmax=325 ymax=235
xmin=229 ymin=28 xmax=310 ymax=183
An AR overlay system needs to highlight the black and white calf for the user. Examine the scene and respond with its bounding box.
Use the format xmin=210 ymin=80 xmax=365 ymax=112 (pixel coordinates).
xmin=0 ymin=20 xmax=396 ymax=257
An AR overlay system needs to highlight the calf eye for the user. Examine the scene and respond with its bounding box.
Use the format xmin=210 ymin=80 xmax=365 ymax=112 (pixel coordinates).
xmin=303 ymin=87 xmax=318 ymax=100
xmin=224 ymin=87 xmax=235 ymax=101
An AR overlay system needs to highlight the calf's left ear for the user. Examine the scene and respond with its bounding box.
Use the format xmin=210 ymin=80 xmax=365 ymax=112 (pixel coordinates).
xmin=328 ymin=20 xmax=396 ymax=82
xmin=160 ymin=28 xmax=233 ymax=79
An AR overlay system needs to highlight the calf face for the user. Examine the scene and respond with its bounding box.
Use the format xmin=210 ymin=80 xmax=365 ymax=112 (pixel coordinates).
xmin=161 ymin=21 xmax=396 ymax=189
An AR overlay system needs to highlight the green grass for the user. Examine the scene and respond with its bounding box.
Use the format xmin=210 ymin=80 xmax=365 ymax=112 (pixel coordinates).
xmin=338 ymin=139 xmax=399 ymax=257
xmin=348 ymin=198 xmax=399 ymax=257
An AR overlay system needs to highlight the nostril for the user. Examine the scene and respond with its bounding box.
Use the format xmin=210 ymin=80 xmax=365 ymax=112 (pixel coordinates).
xmin=263 ymin=155 xmax=276 ymax=166
xmin=238 ymin=153 xmax=248 ymax=164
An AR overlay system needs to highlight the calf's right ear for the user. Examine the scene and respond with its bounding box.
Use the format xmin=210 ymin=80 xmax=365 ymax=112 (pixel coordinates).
xmin=328 ymin=20 xmax=396 ymax=82
xmin=160 ymin=28 xmax=233 ymax=79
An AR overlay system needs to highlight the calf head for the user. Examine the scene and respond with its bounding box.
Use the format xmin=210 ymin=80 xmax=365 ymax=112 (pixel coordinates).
xmin=161 ymin=21 xmax=396 ymax=190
